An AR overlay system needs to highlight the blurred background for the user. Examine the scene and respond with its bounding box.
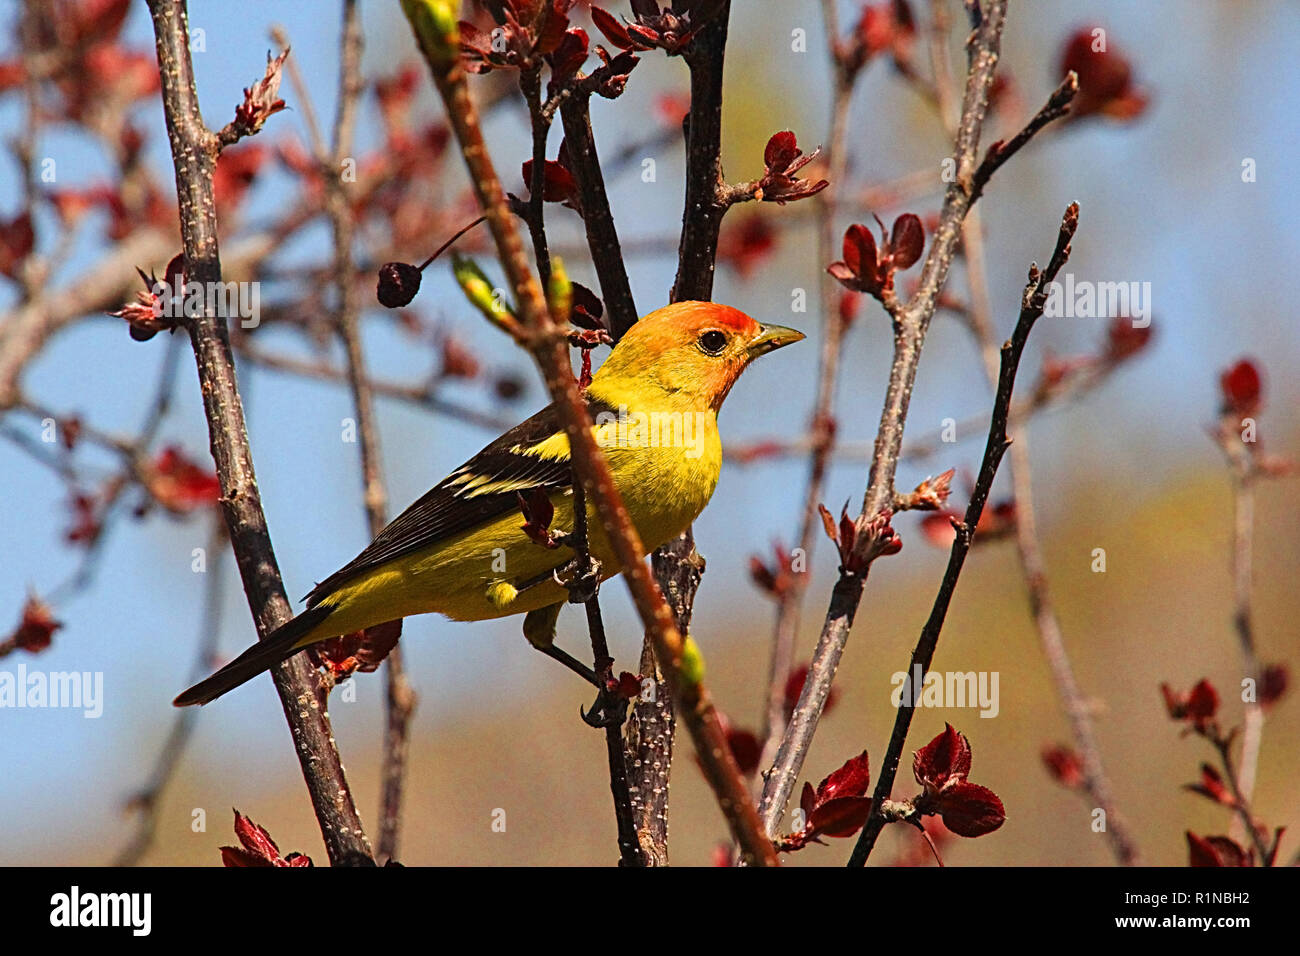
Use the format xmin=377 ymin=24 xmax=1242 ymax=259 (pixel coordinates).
xmin=1 ymin=0 xmax=1297 ymax=866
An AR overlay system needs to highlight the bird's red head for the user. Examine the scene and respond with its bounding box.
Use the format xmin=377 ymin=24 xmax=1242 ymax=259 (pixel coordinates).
xmin=590 ymin=301 xmax=804 ymax=411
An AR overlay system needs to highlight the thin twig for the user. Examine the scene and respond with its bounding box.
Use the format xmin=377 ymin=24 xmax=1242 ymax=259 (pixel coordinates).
xmin=970 ymin=73 xmax=1079 ymax=205
xmin=669 ymin=0 xmax=733 ymax=303
xmin=570 ymin=474 xmax=645 ymax=866
xmin=316 ymin=0 xmax=415 ymax=865
xmin=1218 ymin=410 xmax=1264 ymax=839
xmin=558 ymin=93 xmax=639 ymax=341
xmin=521 ymin=65 xmax=554 ymax=289
xmin=232 ymin=340 xmax=517 ymax=432
xmin=755 ymin=0 xmax=855 ymax=795
xmin=848 ymin=201 xmax=1080 ymax=866
xmin=1209 ymin=729 xmax=1271 ymax=862
xmin=929 ymin=6 xmax=1137 ymax=866
xmin=115 ymin=516 xmax=227 ymax=865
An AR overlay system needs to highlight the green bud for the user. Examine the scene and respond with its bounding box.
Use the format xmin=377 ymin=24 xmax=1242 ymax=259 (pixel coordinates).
xmin=400 ymin=0 xmax=460 ymax=67
xmin=546 ymin=256 xmax=572 ymax=323
xmin=679 ymin=635 xmax=706 ymax=687
xmin=452 ymin=253 xmax=515 ymax=328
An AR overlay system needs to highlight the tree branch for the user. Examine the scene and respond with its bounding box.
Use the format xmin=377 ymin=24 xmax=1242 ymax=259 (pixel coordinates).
xmin=758 ymin=0 xmax=1012 ymax=836
xmin=928 ymin=10 xmax=1136 ymax=865
xmin=145 ymin=0 xmax=372 ymax=867
xmin=558 ymin=93 xmax=639 ymax=341
xmin=848 ymin=201 xmax=1080 ymax=866
xmin=669 ymin=1 xmax=732 ymax=303
xmin=756 ymin=0 xmax=856 ymax=789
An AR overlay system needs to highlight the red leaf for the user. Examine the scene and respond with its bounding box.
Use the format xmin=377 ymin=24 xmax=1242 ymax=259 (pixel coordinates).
xmin=614 ymin=671 xmax=641 ymax=700
xmin=842 ymin=223 xmax=877 ymax=279
xmin=749 ymin=555 xmax=777 ymax=594
xmin=826 ymin=261 xmax=857 ymax=284
xmin=724 ymin=725 xmax=762 ymax=776
xmin=1259 ymin=664 xmax=1288 ymax=709
xmin=1186 ymin=679 xmax=1220 ymax=722
xmin=814 ymin=750 xmax=871 ymax=805
xmin=1160 ymin=678 xmax=1219 ymax=729
xmin=233 ymin=810 xmax=281 ymax=862
xmin=0 ymin=211 xmax=34 ymax=280
xmin=589 ymin=6 xmax=636 ymax=50
xmin=935 ymin=781 xmax=1005 ymax=837
xmin=1105 ymin=316 xmax=1153 ymax=360
xmin=1187 ymin=832 xmax=1250 ymax=867
xmin=220 ymin=846 xmax=273 ymax=867
xmin=534 ymin=0 xmax=573 ymax=55
xmin=1041 ymin=744 xmax=1084 ymax=789
xmin=920 ymin=511 xmax=960 ymax=548
xmin=808 ymin=796 xmax=873 ymax=838
xmin=569 ymin=282 xmax=606 ymax=330
xmin=521 ymin=157 xmax=580 ymax=206
xmin=717 ymin=215 xmax=777 ymax=277
xmin=70 ymin=0 xmax=132 ymax=45
xmin=213 ymin=143 xmax=268 ymax=211
xmin=150 ymin=446 xmax=221 ymax=512
xmin=1219 ymin=359 xmax=1262 ymax=416
xmin=763 ymin=130 xmax=799 ymax=174
xmin=233 ymin=49 xmax=289 ymax=136
xmin=548 ymin=26 xmax=589 ymax=82
xmin=889 ymin=213 xmax=924 ymax=270
xmin=1185 ymin=763 xmax=1236 ymax=808
xmin=8 ymin=596 xmax=62 ymax=654
xmin=913 ymin=723 xmax=971 ymax=788
xmin=799 ymin=781 xmax=818 ymax=821
xmin=1059 ymin=27 xmax=1148 ymax=120
xmin=817 ymin=504 xmax=839 ymax=547
xmin=1186 ymin=832 xmax=1222 ymax=867
xmin=222 ymin=809 xmax=313 ymax=867
xmin=518 ymin=487 xmax=558 ymax=548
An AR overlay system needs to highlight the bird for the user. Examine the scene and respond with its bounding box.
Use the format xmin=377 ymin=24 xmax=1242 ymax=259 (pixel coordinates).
xmin=174 ymin=301 xmax=803 ymax=706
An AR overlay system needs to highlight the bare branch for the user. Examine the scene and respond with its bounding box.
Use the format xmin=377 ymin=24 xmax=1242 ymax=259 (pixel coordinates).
xmin=848 ymin=201 xmax=1080 ymax=866
xmin=559 ymin=94 xmax=639 ymax=342
xmin=145 ymin=0 xmax=372 ymax=866
xmin=669 ymin=1 xmax=732 ymax=303
xmin=759 ymin=0 xmax=1014 ymax=836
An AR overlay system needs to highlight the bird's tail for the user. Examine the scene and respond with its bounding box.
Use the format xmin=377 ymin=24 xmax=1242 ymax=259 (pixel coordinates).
xmin=172 ymin=603 xmax=334 ymax=707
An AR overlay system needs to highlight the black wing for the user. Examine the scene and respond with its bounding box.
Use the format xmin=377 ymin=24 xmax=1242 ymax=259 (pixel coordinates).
xmin=305 ymin=393 xmax=615 ymax=606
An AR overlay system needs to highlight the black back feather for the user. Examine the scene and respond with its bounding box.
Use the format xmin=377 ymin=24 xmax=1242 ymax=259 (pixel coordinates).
xmin=304 ymin=394 xmax=617 ymax=607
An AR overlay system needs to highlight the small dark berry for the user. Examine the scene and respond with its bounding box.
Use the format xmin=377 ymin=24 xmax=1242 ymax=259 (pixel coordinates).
xmin=494 ymin=375 xmax=525 ymax=401
xmin=377 ymin=261 xmax=422 ymax=308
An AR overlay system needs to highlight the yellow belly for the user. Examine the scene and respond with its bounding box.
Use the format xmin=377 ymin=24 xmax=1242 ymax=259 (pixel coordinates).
xmin=305 ymin=416 xmax=721 ymax=639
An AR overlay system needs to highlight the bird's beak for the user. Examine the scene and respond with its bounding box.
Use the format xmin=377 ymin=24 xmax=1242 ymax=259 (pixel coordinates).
xmin=747 ymin=323 xmax=805 ymax=359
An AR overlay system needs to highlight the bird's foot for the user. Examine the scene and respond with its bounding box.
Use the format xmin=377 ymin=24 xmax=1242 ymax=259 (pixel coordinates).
xmin=560 ymin=554 xmax=602 ymax=605
xmin=581 ymin=677 xmax=630 ymax=729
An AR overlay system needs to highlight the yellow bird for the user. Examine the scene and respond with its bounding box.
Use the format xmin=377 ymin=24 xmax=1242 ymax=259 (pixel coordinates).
xmin=175 ymin=302 xmax=803 ymax=706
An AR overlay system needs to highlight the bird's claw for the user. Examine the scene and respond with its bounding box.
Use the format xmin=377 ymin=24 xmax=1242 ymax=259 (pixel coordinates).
xmin=557 ymin=555 xmax=602 ymax=605
xmin=580 ymin=682 xmax=629 ymax=728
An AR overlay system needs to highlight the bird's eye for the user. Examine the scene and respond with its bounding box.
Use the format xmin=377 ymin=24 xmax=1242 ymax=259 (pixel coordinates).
xmin=698 ymin=330 xmax=727 ymax=355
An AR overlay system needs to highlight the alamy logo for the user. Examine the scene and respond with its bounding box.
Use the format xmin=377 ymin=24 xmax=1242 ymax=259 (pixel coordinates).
xmin=0 ymin=664 xmax=103 ymax=718
xmin=593 ymin=404 xmax=711 ymax=459
xmin=151 ymin=279 xmax=261 ymax=328
xmin=49 ymin=886 xmax=151 ymax=936
xmin=1044 ymin=273 xmax=1151 ymax=326
xmin=890 ymin=666 xmax=1000 ymax=718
